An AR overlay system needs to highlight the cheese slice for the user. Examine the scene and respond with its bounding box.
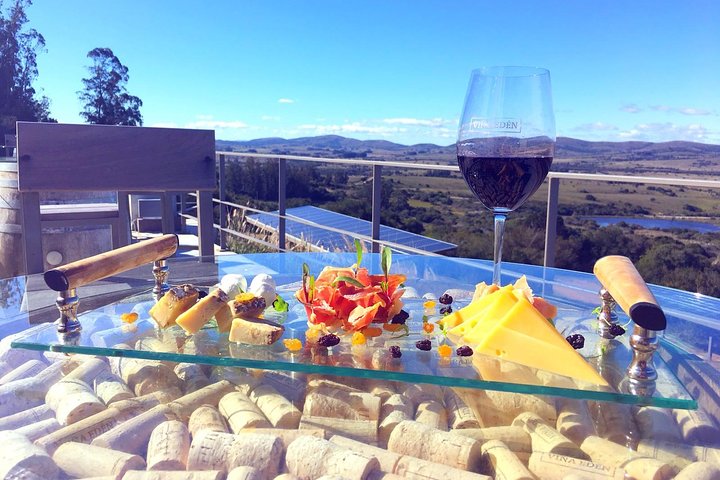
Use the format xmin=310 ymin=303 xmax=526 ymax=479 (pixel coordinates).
xmin=176 ymin=288 xmax=228 ymax=334
xmin=460 ymin=288 xmax=519 ymax=344
xmin=445 ymin=285 xmax=514 ymax=339
xmin=473 ymin=299 xmax=608 ymax=386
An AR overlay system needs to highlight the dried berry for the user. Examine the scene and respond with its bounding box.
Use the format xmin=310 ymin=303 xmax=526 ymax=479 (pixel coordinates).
xmin=415 ymin=339 xmax=432 ymax=351
xmin=439 ymin=293 xmax=453 ymax=305
xmin=422 ymin=322 xmax=435 ymax=334
xmin=351 ymin=331 xmax=366 ymax=346
xmin=440 ymin=306 xmax=453 ymax=315
xmin=609 ymin=324 xmax=626 ymax=337
xmin=318 ymin=333 xmax=340 ymax=347
xmin=566 ymin=333 xmax=585 ymax=350
xmin=283 ymin=338 xmax=302 ymax=351
xmin=456 ymin=345 xmax=473 ymax=357
xmin=197 ymin=290 xmax=208 ymax=299
xmin=389 ymin=345 xmax=402 ymax=358
xmin=391 ymin=310 xmax=410 ymax=324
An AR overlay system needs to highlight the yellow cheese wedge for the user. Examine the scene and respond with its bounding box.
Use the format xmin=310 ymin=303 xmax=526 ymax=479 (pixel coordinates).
xmin=149 ymin=284 xmax=199 ymax=328
xmin=459 ymin=288 xmax=519 ymax=344
xmin=215 ymin=303 xmax=233 ymax=333
xmin=473 ymin=299 xmax=608 ymax=386
xmin=448 ymin=285 xmax=512 ymax=338
xmin=176 ymin=288 xmax=229 ymax=334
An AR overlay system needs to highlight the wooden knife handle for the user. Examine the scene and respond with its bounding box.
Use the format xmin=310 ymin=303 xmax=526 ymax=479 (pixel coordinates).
xmin=44 ymin=234 xmax=179 ymax=291
xmin=593 ymin=255 xmax=666 ymax=331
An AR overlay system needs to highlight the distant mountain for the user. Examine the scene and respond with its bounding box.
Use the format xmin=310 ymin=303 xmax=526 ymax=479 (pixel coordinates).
xmin=218 ymin=135 xmax=720 ymax=159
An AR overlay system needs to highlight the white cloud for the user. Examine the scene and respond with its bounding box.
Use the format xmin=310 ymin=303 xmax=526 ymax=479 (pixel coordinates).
xmin=620 ymin=104 xmax=642 ymax=113
xmin=617 ymin=122 xmax=713 ymax=142
xmin=647 ymin=105 xmax=713 ymax=116
xmin=149 ymin=122 xmax=179 ymax=128
xmin=573 ymin=122 xmax=619 ymax=132
xmin=278 ymin=98 xmax=295 ymax=104
xmin=298 ymin=122 xmax=406 ymax=136
xmin=382 ymin=117 xmax=449 ymax=127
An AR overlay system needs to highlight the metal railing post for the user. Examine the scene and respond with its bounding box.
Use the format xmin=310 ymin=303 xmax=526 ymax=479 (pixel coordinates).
xmin=278 ymin=158 xmax=287 ymax=251
xmin=371 ymin=164 xmax=382 ymax=253
xmin=544 ymin=176 xmax=560 ymax=268
xmin=218 ymin=154 xmax=227 ymax=250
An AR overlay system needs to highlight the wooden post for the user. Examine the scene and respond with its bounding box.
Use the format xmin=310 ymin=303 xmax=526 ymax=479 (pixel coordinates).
xmin=544 ymin=176 xmax=559 ymax=268
xmin=197 ymin=190 xmax=215 ymax=260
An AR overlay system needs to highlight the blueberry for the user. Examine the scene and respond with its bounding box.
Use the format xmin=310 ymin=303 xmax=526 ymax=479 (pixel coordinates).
xmin=440 ymin=305 xmax=453 ymax=315
xmin=415 ymin=339 xmax=432 ymax=351
xmin=566 ymin=333 xmax=585 ymax=350
xmin=456 ymin=345 xmax=473 ymax=357
xmin=389 ymin=345 xmax=402 ymax=358
xmin=318 ymin=333 xmax=340 ymax=347
xmin=609 ymin=324 xmax=626 ymax=337
xmin=391 ymin=310 xmax=409 ymax=324
xmin=439 ymin=293 xmax=453 ymax=305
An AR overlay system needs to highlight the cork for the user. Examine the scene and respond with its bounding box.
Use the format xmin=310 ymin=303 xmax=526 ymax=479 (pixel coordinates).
xmin=636 ymin=439 xmax=720 ymax=473
xmin=35 ymin=388 xmax=181 ymax=454
xmin=415 ymin=400 xmax=448 ymax=431
xmin=674 ymin=461 xmax=720 ymax=480
xmin=227 ymin=466 xmax=263 ymax=480
xmin=512 ymin=411 xmax=589 ymax=460
xmin=635 ymin=407 xmax=682 ymax=443
xmin=16 ymin=417 xmax=62 ymax=441
xmin=300 ymin=415 xmax=378 ymax=445
xmin=273 ymin=475 xmax=301 ymax=480
xmin=91 ymin=404 xmax=176 ymax=455
xmin=122 ymin=473 xmax=224 ymax=480
xmin=174 ymin=363 xmax=211 ymax=394
xmin=481 ymin=440 xmax=535 ymax=480
xmin=147 ymin=420 xmax=191 ymax=471
xmin=250 ymin=384 xmax=302 ymax=428
xmin=308 ymin=376 xmax=365 ymax=393
xmin=387 ymin=420 xmax=482 ymax=471
xmin=0 ymin=404 xmax=54 ymax=430
xmin=444 ymin=389 xmax=480 ymax=430
xmin=0 ymin=431 xmax=59 ymax=480
xmin=237 ymin=427 xmax=326 ymax=449
xmin=366 ymin=472 xmax=404 ymax=480
xmin=452 ymin=426 xmax=533 ymax=455
xmin=588 ymin=401 xmax=637 ymax=447
xmin=581 ymin=435 xmax=674 ymax=480
xmin=114 ymin=357 xmax=182 ymax=396
xmin=189 ymin=405 xmax=230 ymax=436
xmin=329 ymin=434 xmax=402 ymax=472
xmin=210 ymin=367 xmax=260 ymax=396
xmin=378 ymin=394 xmax=413 ymax=447
xmin=52 ymin=442 xmax=145 ymax=478
xmin=0 ymin=359 xmax=47 ymax=384
xmin=260 ymin=371 xmax=307 ymax=403
xmin=394 ymin=454 xmax=491 ymax=480
xmin=0 ymin=361 xmax=65 ymax=417
xmin=528 ymin=452 xmax=625 ymax=480
xmin=674 ymin=409 xmax=720 ymax=445
xmin=226 ymin=432 xmax=284 ymax=475
xmin=46 ymin=379 xmax=106 ymax=425
xmin=169 ymin=380 xmax=237 ymax=422
xmin=186 ymin=429 xmax=236 ymax=471
xmin=363 ymin=380 xmax=396 ymax=402
xmin=453 ymin=388 xmax=556 ymax=427
xmin=93 ymin=370 xmax=134 ymax=405
xmin=64 ymin=357 xmax=109 ymax=385
xmin=556 ymin=399 xmax=597 ymax=446
xmin=286 ymin=435 xmax=379 ymax=480
xmin=219 ymin=392 xmax=271 ymax=432
xmin=402 ymin=383 xmax=444 ymax=405
xmin=303 ymin=387 xmax=381 ymax=422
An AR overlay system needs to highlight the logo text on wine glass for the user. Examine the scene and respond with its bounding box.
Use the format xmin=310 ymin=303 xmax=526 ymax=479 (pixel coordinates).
xmin=465 ymin=117 xmax=523 ymax=134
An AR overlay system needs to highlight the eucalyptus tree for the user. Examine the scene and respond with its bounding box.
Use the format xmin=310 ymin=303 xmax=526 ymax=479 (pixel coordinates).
xmin=78 ymin=47 xmax=143 ymax=126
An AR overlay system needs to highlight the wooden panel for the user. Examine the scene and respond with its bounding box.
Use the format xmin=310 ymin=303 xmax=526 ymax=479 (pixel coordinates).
xmin=20 ymin=191 xmax=44 ymax=274
xmin=16 ymin=122 xmax=215 ymax=192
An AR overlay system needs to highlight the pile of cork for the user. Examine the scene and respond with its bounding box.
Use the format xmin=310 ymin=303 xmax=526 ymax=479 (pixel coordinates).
xmin=1 ymin=333 xmax=720 ymax=480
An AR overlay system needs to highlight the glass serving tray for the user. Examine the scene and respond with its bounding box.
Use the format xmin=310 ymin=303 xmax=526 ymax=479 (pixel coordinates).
xmin=11 ymin=253 xmax=697 ymax=409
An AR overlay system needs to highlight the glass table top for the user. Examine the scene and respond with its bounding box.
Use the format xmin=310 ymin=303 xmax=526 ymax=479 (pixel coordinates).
xmin=7 ymin=252 xmax=717 ymax=409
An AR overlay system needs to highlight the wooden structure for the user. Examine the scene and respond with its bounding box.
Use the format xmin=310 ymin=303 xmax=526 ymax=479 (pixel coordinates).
xmin=16 ymin=122 xmax=216 ymax=274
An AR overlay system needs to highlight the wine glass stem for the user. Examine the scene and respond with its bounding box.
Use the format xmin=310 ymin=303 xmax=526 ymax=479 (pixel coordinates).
xmin=493 ymin=213 xmax=507 ymax=285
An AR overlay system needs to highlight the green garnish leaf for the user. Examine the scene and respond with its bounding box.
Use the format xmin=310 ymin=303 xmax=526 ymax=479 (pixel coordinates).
xmin=591 ymin=306 xmax=602 ymax=316
xmin=381 ymin=246 xmax=392 ymax=283
xmin=354 ymin=239 xmax=363 ymax=270
xmin=389 ymin=324 xmax=410 ymax=339
xmin=308 ymin=275 xmax=315 ymax=302
xmin=333 ymin=275 xmax=365 ymax=288
xmin=272 ymin=294 xmax=289 ymax=312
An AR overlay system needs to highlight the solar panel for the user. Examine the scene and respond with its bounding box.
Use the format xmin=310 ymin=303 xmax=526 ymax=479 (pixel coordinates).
xmin=246 ymin=205 xmax=457 ymax=254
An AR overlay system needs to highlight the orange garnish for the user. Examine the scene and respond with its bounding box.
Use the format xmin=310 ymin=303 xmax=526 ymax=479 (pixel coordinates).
xmin=283 ymin=338 xmax=302 ymax=352
xmin=362 ymin=326 xmax=383 ymax=338
xmin=423 ymin=323 xmax=435 ymax=334
xmin=423 ymin=300 xmax=436 ymax=309
xmin=120 ymin=312 xmax=138 ymax=324
xmin=383 ymin=323 xmax=404 ymax=332
xmin=438 ymin=344 xmax=452 ymax=357
xmin=351 ymin=331 xmax=367 ymax=345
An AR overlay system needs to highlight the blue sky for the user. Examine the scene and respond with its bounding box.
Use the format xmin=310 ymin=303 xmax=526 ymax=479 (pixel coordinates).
xmin=27 ymin=0 xmax=720 ymax=145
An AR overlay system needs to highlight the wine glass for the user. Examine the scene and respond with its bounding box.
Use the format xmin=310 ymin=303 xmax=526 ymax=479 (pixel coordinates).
xmin=457 ymin=66 xmax=555 ymax=285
